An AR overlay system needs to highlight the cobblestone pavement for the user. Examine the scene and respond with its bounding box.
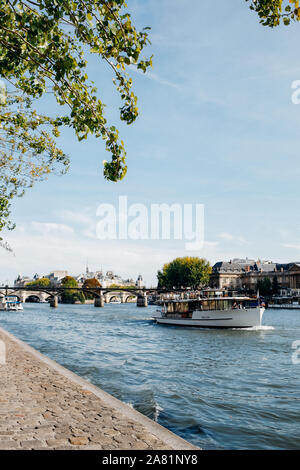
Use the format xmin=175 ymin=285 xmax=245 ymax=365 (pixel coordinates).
xmin=0 ymin=329 xmax=195 ymax=450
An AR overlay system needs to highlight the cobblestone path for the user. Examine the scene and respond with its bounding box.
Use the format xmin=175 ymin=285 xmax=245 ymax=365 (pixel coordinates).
xmin=0 ymin=328 xmax=196 ymax=450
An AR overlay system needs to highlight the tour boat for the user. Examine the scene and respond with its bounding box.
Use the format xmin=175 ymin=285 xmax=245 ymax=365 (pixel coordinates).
xmin=152 ymin=295 xmax=265 ymax=329
xmin=0 ymin=296 xmax=23 ymax=311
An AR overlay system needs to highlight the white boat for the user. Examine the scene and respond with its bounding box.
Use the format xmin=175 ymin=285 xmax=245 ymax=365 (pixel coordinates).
xmin=110 ymin=298 xmax=121 ymax=304
xmin=0 ymin=296 xmax=23 ymax=311
xmin=152 ymin=295 xmax=265 ymax=328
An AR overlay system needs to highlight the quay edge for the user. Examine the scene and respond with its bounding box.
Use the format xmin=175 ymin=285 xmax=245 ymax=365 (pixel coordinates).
xmin=0 ymin=326 xmax=198 ymax=451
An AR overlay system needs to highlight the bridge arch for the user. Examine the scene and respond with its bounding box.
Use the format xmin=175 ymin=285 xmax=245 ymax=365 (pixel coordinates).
xmin=105 ymin=291 xmax=137 ymax=303
xmin=5 ymin=290 xmax=49 ymax=303
xmin=125 ymin=295 xmax=136 ymax=303
xmin=25 ymin=295 xmax=42 ymax=303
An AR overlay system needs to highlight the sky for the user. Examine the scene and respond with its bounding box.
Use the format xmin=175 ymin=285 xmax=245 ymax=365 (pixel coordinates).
xmin=2 ymin=0 xmax=300 ymax=286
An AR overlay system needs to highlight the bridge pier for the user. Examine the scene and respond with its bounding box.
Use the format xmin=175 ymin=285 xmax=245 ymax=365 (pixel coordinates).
xmin=49 ymin=296 xmax=58 ymax=308
xmin=94 ymin=295 xmax=104 ymax=308
xmin=136 ymin=294 xmax=148 ymax=307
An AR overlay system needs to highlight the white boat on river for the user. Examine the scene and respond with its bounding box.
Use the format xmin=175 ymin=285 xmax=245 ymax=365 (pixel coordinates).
xmin=152 ymin=295 xmax=265 ymax=328
xmin=0 ymin=296 xmax=23 ymax=311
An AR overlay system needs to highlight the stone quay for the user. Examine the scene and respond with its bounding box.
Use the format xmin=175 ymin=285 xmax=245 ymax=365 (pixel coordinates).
xmin=0 ymin=327 xmax=197 ymax=450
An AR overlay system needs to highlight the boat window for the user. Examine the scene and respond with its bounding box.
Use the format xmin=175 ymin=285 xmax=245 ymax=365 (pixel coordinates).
xmin=174 ymin=302 xmax=189 ymax=313
xmin=245 ymin=300 xmax=258 ymax=308
xmin=216 ymin=300 xmax=224 ymax=310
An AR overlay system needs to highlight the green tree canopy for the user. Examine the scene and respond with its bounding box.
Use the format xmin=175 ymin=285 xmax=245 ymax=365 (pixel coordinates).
xmin=0 ymin=0 xmax=151 ymax=237
xmin=0 ymin=89 xmax=69 ymax=237
xmin=272 ymin=275 xmax=279 ymax=295
xmin=257 ymin=277 xmax=272 ymax=296
xmin=247 ymin=0 xmax=300 ymax=27
xmin=61 ymin=275 xmax=78 ymax=287
xmin=157 ymin=257 xmax=212 ymax=290
xmin=60 ymin=275 xmax=78 ymax=303
xmin=26 ymin=277 xmax=50 ymax=288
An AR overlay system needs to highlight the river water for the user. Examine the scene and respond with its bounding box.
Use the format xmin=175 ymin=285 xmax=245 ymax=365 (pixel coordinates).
xmin=0 ymin=303 xmax=299 ymax=449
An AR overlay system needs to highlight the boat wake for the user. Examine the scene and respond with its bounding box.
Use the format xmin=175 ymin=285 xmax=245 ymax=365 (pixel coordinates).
xmin=233 ymin=325 xmax=274 ymax=331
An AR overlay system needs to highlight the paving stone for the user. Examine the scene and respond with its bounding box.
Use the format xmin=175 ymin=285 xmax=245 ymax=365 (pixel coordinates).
xmin=46 ymin=439 xmax=70 ymax=447
xmin=20 ymin=440 xmax=46 ymax=449
xmin=69 ymin=436 xmax=89 ymax=446
xmin=0 ymin=441 xmax=21 ymax=449
xmin=0 ymin=328 xmax=192 ymax=451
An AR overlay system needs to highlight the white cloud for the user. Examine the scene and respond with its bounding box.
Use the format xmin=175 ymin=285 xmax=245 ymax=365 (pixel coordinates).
xmin=57 ymin=209 xmax=94 ymax=227
xmin=218 ymin=232 xmax=247 ymax=245
xmin=31 ymin=222 xmax=74 ymax=236
xmin=283 ymin=243 xmax=300 ymax=250
xmin=56 ymin=209 xmax=97 ymax=239
xmin=218 ymin=232 xmax=234 ymax=241
xmin=129 ymin=65 xmax=180 ymax=89
xmin=0 ymin=220 xmax=233 ymax=286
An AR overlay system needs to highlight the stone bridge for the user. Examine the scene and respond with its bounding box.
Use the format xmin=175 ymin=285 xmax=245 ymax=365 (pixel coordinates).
xmin=104 ymin=291 xmax=137 ymax=303
xmin=1 ymin=289 xmax=49 ymax=303
xmin=0 ymin=287 xmax=150 ymax=307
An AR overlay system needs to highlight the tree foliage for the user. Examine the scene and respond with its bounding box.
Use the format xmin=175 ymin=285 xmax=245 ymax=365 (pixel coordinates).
xmin=247 ymin=0 xmax=300 ymax=26
xmin=0 ymin=88 xmax=69 ymax=235
xmin=26 ymin=276 xmax=51 ymax=287
xmin=272 ymin=275 xmax=279 ymax=295
xmin=83 ymin=277 xmax=101 ymax=298
xmin=0 ymin=0 xmax=151 ymax=236
xmin=157 ymin=257 xmax=212 ymax=290
xmin=60 ymin=275 xmax=79 ymax=303
xmin=257 ymin=277 xmax=272 ymax=296
xmin=83 ymin=277 xmax=101 ymax=288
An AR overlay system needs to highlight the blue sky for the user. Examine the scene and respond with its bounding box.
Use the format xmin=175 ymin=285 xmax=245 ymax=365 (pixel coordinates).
xmin=2 ymin=0 xmax=300 ymax=286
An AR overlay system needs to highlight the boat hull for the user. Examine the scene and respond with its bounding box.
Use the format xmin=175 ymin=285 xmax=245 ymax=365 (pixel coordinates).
xmin=153 ymin=307 xmax=264 ymax=329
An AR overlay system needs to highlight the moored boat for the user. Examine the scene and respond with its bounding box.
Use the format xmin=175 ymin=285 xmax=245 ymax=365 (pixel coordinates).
xmin=152 ymin=294 xmax=264 ymax=328
xmin=110 ymin=298 xmax=121 ymax=304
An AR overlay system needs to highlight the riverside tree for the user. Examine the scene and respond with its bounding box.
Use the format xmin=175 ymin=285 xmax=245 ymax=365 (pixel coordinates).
xmin=82 ymin=277 xmax=101 ymax=299
xmin=247 ymin=0 xmax=300 ymax=26
xmin=257 ymin=277 xmax=272 ymax=296
xmin=60 ymin=275 xmax=83 ymax=303
xmin=0 ymin=0 xmax=152 ymax=236
xmin=157 ymin=257 xmax=212 ymax=290
xmin=26 ymin=277 xmax=51 ymax=288
xmin=1 ymin=1 xmax=299 ymax=242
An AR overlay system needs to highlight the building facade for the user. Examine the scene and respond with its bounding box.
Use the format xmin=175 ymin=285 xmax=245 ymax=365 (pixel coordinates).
xmin=210 ymin=258 xmax=300 ymax=291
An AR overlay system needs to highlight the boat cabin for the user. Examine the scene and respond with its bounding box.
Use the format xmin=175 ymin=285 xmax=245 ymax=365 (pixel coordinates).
xmin=162 ymin=297 xmax=259 ymax=318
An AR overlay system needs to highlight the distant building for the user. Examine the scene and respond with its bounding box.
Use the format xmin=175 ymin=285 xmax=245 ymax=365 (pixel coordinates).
xmin=75 ymin=266 xmax=137 ymax=288
xmin=14 ymin=275 xmax=34 ymax=287
xmin=136 ymin=274 xmax=144 ymax=288
xmin=210 ymin=258 xmax=300 ymax=291
xmin=46 ymin=271 xmax=68 ymax=286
